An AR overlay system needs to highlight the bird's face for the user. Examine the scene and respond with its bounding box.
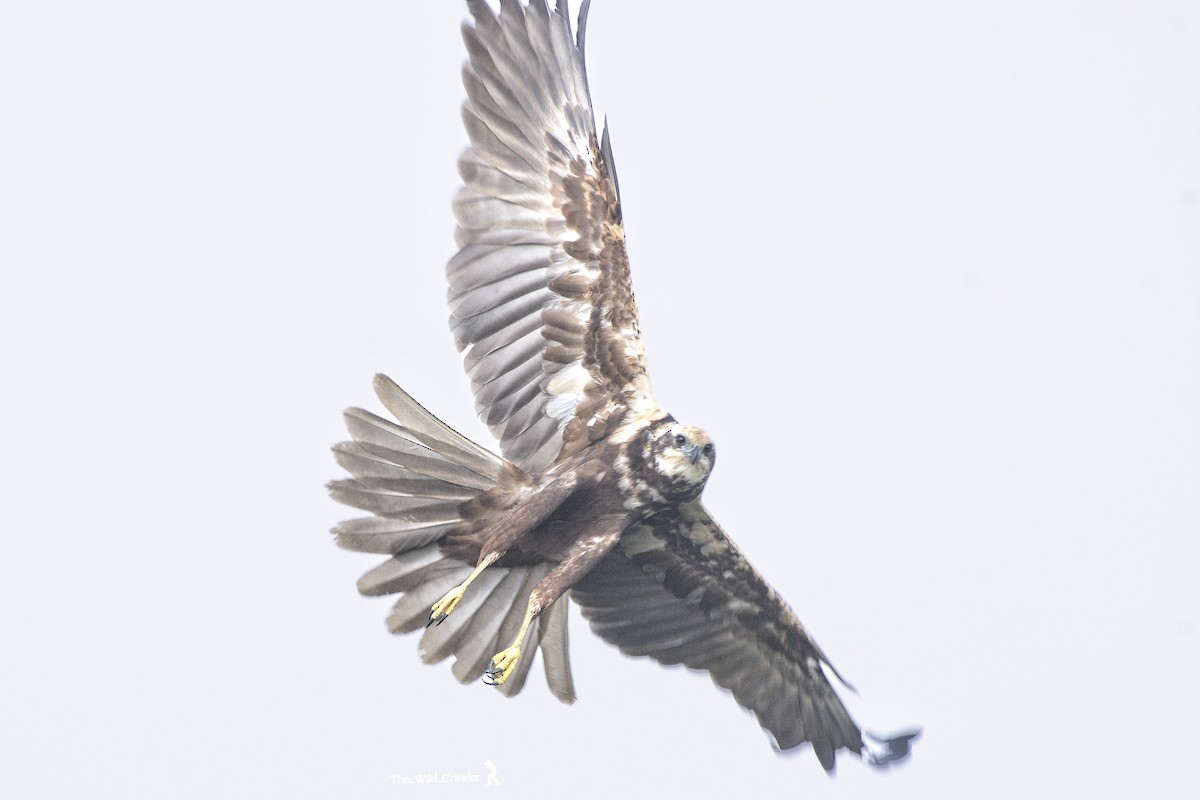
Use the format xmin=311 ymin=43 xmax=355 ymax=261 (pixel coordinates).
xmin=650 ymin=423 xmax=716 ymax=501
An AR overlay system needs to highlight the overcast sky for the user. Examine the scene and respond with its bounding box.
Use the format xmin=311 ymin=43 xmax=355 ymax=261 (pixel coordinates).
xmin=2 ymin=1 xmax=1198 ymax=797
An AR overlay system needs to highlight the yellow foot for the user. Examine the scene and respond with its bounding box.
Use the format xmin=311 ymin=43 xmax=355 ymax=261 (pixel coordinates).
xmin=428 ymin=586 xmax=465 ymax=627
xmin=483 ymin=645 xmax=522 ymax=686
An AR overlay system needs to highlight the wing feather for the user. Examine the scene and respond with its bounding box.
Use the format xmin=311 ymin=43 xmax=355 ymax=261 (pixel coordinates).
xmin=451 ymin=287 xmax=556 ymax=345
xmin=453 ymin=0 xmax=659 ymax=473
xmin=447 ymin=242 xmax=554 ymax=295
xmin=464 ymin=327 xmax=545 ymax=385
xmin=475 ymin=369 xmax=542 ymax=423
xmin=572 ymin=501 xmax=917 ymax=772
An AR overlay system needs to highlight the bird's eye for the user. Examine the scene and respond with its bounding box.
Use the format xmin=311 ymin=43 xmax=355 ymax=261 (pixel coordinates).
xmin=702 ymin=443 xmax=713 ymax=456
xmin=674 ymin=434 xmax=687 ymax=447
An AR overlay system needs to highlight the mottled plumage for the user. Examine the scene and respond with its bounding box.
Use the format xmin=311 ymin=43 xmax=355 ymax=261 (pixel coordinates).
xmin=330 ymin=0 xmax=917 ymax=772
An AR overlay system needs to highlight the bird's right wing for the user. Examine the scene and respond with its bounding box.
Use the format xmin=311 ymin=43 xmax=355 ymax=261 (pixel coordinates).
xmin=571 ymin=500 xmax=919 ymax=772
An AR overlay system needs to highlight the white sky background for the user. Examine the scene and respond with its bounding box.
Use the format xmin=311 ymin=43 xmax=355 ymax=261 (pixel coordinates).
xmin=2 ymin=0 xmax=1198 ymax=797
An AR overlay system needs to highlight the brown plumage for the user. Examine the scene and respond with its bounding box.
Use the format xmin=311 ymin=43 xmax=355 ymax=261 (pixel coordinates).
xmin=330 ymin=0 xmax=918 ymax=771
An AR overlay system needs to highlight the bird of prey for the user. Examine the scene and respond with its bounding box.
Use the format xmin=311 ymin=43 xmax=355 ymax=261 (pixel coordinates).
xmin=329 ymin=0 xmax=918 ymax=772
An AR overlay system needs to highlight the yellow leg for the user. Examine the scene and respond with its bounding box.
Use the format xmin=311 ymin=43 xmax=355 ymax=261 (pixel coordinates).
xmin=428 ymin=552 xmax=498 ymax=627
xmin=483 ymin=601 xmax=537 ymax=686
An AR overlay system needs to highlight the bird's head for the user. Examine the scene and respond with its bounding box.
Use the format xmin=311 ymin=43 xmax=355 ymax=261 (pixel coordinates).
xmin=647 ymin=422 xmax=716 ymax=502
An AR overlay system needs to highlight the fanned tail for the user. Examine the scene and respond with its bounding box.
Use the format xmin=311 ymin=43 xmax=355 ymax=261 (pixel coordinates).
xmin=329 ymin=374 xmax=575 ymax=703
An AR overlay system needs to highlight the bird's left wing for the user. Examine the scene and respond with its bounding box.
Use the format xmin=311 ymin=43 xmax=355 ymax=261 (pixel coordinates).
xmin=571 ymin=501 xmax=918 ymax=772
xmin=449 ymin=0 xmax=656 ymax=474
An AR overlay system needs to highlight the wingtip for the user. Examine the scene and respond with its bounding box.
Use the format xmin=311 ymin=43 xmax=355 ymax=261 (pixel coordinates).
xmin=465 ymin=0 xmax=492 ymax=23
xmin=371 ymin=372 xmax=411 ymax=409
xmin=813 ymin=739 xmax=837 ymax=773
xmin=577 ymin=0 xmax=593 ymax=50
xmin=863 ymin=728 xmax=921 ymax=768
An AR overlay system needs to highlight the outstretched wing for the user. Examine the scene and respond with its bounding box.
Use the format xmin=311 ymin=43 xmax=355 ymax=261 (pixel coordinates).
xmin=571 ymin=501 xmax=918 ymax=772
xmin=450 ymin=0 xmax=656 ymax=473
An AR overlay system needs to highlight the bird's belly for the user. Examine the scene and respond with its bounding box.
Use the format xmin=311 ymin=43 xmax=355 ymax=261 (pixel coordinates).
xmin=512 ymin=493 xmax=630 ymax=564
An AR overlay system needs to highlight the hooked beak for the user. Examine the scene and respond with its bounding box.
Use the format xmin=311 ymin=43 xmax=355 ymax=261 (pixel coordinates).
xmin=688 ymin=445 xmax=703 ymax=465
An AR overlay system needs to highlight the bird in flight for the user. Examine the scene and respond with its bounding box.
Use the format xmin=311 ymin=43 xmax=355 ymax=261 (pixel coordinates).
xmin=330 ymin=0 xmax=918 ymax=772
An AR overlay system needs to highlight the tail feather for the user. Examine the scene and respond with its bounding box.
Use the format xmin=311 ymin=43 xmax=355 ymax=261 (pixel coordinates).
xmin=330 ymin=373 xmax=576 ymax=703
xmin=420 ymin=568 xmax=508 ymax=664
xmin=355 ymin=546 xmax=450 ymax=596
xmin=341 ymin=411 xmax=498 ymax=489
xmin=332 ymin=442 xmax=478 ymax=499
xmin=372 ymin=374 xmax=504 ymax=472
xmin=386 ymin=569 xmax=472 ymax=634
xmin=328 ymin=480 xmax=463 ymax=519
xmin=450 ymin=568 xmax=531 ymax=683
xmin=333 ymin=516 xmax=458 ymax=555
xmin=539 ymin=597 xmax=576 ymax=704
xmin=489 ymin=566 xmax=545 ymax=698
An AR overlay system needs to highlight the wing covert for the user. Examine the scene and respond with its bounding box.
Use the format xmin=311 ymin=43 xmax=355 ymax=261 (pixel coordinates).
xmin=450 ymin=0 xmax=656 ymax=473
